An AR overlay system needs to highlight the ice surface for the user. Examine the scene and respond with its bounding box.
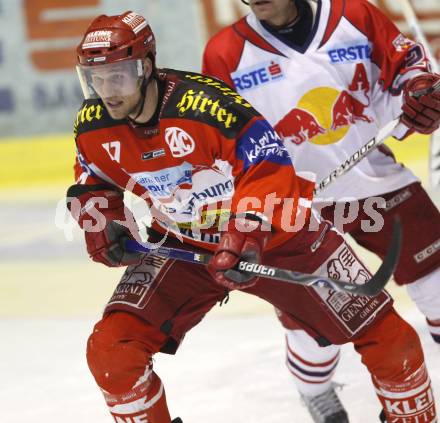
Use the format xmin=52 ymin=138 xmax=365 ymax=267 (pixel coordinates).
xmin=1 ymin=309 xmax=439 ymax=423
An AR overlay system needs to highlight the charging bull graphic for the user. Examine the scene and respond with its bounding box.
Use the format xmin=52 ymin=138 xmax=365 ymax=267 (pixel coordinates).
xmin=274 ymin=62 xmax=374 ymax=145
xmin=331 ymin=90 xmax=372 ymax=130
xmin=275 ymin=90 xmax=372 ymax=145
xmin=274 ymin=108 xmax=326 ymax=145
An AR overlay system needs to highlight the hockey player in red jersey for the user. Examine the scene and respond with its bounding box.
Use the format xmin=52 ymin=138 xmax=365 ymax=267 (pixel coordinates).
xmin=203 ymin=0 xmax=440 ymax=422
xmin=68 ymin=10 xmax=437 ymax=423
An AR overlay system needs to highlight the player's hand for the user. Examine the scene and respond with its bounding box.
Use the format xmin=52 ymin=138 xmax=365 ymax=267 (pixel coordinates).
xmin=67 ymin=187 xmax=143 ymax=267
xmin=401 ymin=73 xmax=440 ymax=135
xmin=207 ymin=216 xmax=271 ymax=290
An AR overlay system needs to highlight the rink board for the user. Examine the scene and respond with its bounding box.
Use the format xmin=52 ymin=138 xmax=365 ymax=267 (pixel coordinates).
xmin=0 ymin=132 xmax=432 ymax=188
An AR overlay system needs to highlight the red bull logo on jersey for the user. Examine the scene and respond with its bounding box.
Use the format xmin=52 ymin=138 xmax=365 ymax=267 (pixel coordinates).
xmin=331 ymin=90 xmax=372 ymax=130
xmin=274 ymin=63 xmax=373 ymax=146
xmin=275 ymin=108 xmax=326 ymax=145
xmin=275 ymin=88 xmax=372 ymax=146
xmin=328 ymin=43 xmax=372 ymax=64
xmin=231 ymin=59 xmax=285 ymax=93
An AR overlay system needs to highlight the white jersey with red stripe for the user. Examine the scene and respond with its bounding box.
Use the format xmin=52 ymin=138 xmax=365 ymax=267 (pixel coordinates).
xmin=202 ymin=0 xmax=431 ymax=200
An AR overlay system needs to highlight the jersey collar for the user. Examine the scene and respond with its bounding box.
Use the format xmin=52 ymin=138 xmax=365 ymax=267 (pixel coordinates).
xmin=246 ymin=0 xmax=329 ymax=57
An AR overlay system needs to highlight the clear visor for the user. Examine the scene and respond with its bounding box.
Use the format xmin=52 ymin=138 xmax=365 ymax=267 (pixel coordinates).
xmin=76 ymin=59 xmax=146 ymax=100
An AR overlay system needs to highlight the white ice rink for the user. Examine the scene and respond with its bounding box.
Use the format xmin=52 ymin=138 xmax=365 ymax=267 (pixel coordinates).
xmin=1 ymin=185 xmax=439 ymax=423
xmin=1 ymin=306 xmax=440 ymax=422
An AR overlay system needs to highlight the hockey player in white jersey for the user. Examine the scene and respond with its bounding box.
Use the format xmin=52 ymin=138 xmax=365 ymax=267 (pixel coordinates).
xmin=203 ymin=1 xmax=440 ymax=422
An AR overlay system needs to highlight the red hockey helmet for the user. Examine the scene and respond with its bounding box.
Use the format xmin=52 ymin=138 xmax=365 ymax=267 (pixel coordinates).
xmin=76 ymin=11 xmax=156 ymax=99
xmin=77 ymin=11 xmax=155 ymax=66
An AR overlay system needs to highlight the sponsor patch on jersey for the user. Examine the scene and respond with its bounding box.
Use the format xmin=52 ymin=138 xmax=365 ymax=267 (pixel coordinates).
xmin=75 ymin=103 xmax=104 ymax=128
xmin=184 ymin=74 xmax=252 ymax=109
xmin=74 ymin=100 xmax=119 ymax=137
xmin=327 ymin=43 xmax=372 ymax=64
xmin=175 ymin=208 xmax=230 ymax=230
xmin=131 ymin=162 xmax=193 ymax=198
xmin=231 ymin=59 xmax=285 ymax=92
xmin=182 ymin=179 xmax=234 ymax=217
xmin=162 ymin=72 xmax=252 ymax=139
xmin=175 ymin=89 xmax=239 ymax=130
xmin=141 ymin=148 xmax=166 ymax=161
xmin=392 ymin=33 xmax=413 ymax=52
xmin=236 ymin=120 xmax=291 ymax=170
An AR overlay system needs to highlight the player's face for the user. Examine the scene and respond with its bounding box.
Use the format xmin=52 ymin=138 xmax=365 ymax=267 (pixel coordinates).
xmin=102 ymin=90 xmax=142 ymax=120
xmin=77 ymin=59 xmax=151 ymax=119
xmin=89 ymin=63 xmax=143 ymax=119
xmin=249 ymin=0 xmax=297 ymax=26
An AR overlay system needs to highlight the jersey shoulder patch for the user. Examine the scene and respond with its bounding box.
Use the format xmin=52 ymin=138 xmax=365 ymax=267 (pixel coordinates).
xmin=161 ymin=69 xmax=261 ymax=138
xmin=74 ymin=99 xmax=120 ymax=138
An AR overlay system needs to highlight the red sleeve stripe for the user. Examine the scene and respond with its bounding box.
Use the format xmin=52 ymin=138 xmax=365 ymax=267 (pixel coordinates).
xmin=233 ymin=17 xmax=286 ymax=57
xmin=319 ymin=0 xmax=346 ymax=48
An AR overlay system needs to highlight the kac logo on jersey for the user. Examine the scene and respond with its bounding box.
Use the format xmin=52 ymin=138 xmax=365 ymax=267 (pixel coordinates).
xmin=164 ymin=127 xmax=195 ymax=157
xmin=327 ymin=43 xmax=372 ymax=64
xmin=231 ymin=59 xmax=285 ymax=93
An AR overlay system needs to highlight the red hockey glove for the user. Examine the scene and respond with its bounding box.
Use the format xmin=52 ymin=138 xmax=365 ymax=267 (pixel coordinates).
xmin=67 ymin=185 xmax=143 ymax=267
xmin=401 ymin=73 xmax=440 ymax=135
xmin=207 ymin=216 xmax=271 ymax=290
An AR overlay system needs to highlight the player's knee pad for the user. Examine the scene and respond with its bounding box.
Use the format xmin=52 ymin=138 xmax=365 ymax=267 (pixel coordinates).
xmin=87 ymin=312 xmax=172 ymax=422
xmin=406 ymin=267 xmax=440 ymax=321
xmin=355 ymin=309 xmax=423 ymax=382
xmin=87 ymin=311 xmax=165 ymax=394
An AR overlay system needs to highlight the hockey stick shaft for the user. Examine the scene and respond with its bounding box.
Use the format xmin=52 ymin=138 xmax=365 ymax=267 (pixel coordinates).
xmin=400 ymin=0 xmax=440 ymax=189
xmin=124 ymin=218 xmax=401 ymax=296
xmin=314 ymin=118 xmax=402 ymax=195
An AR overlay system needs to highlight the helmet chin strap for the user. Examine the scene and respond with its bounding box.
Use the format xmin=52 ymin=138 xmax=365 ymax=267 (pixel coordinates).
xmin=129 ymin=77 xmax=149 ymax=122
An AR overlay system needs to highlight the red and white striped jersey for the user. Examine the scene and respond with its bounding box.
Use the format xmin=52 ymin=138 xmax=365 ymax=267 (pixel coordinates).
xmin=203 ymin=0 xmax=431 ymax=200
